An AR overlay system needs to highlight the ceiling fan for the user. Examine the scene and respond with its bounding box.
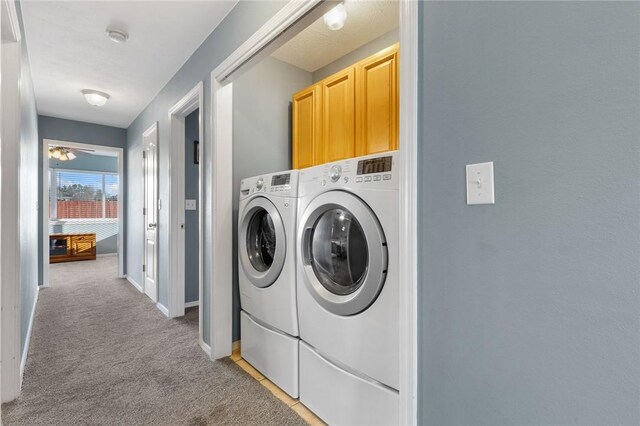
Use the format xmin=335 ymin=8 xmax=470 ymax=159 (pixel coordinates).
xmin=48 ymin=146 xmax=94 ymax=161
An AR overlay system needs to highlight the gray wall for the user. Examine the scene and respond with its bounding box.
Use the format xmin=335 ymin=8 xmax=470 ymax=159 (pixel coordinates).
xmin=16 ymin=0 xmax=40 ymax=358
xmin=184 ymin=109 xmax=199 ymax=304
xmin=312 ymin=28 xmax=398 ymax=82
xmin=232 ymin=56 xmax=312 ymax=338
xmin=419 ymin=2 xmax=640 ymax=424
xmin=38 ymin=116 xmax=127 ymax=283
xmin=125 ymin=1 xmax=289 ymax=344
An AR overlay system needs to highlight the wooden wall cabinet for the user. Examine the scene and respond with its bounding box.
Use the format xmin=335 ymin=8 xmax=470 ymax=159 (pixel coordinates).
xmin=292 ymin=43 xmax=399 ymax=169
xmin=292 ymin=85 xmax=322 ymax=169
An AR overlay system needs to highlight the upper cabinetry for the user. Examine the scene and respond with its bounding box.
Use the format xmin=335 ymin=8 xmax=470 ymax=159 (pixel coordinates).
xmin=292 ymin=43 xmax=399 ymax=169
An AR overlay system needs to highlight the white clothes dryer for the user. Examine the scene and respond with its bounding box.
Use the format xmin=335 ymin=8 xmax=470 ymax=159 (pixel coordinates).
xmin=296 ymin=152 xmax=400 ymax=425
xmin=238 ymin=170 xmax=299 ymax=397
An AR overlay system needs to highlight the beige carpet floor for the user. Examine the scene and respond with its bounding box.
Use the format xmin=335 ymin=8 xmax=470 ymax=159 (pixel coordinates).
xmin=2 ymin=256 xmax=306 ymax=426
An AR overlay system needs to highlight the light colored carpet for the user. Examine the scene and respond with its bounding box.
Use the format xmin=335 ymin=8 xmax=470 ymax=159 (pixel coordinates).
xmin=2 ymin=256 xmax=306 ymax=426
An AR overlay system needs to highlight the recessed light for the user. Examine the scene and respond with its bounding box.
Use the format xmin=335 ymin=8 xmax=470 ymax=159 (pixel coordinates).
xmin=82 ymin=89 xmax=110 ymax=107
xmin=106 ymin=28 xmax=128 ymax=44
xmin=324 ymin=3 xmax=347 ymax=31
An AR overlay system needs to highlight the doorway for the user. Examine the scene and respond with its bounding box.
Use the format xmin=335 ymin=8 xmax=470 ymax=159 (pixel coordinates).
xmin=208 ymin=0 xmax=419 ymax=422
xmin=42 ymin=140 xmax=125 ymax=289
xmin=167 ymin=83 xmax=205 ymax=351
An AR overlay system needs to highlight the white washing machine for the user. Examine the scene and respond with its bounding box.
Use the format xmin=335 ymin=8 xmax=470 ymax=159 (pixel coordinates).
xmin=296 ymin=152 xmax=400 ymax=425
xmin=238 ymin=171 xmax=299 ymax=397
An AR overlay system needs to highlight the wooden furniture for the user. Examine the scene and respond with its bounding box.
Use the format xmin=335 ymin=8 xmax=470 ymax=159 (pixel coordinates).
xmin=49 ymin=233 xmax=97 ymax=263
xmin=292 ymin=43 xmax=399 ymax=169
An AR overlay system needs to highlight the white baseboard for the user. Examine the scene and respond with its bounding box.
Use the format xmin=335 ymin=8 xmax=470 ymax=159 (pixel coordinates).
xmin=125 ymin=275 xmax=143 ymax=293
xmin=97 ymin=253 xmax=117 ymax=257
xmin=185 ymin=300 xmax=199 ymax=309
xmin=21 ymin=286 xmax=40 ymax=384
xmin=156 ymin=303 xmax=169 ymax=317
xmin=200 ymin=339 xmax=211 ymax=357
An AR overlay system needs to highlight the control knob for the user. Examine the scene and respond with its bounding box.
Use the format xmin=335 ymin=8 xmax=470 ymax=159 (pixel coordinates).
xmin=330 ymin=165 xmax=342 ymax=182
xmin=256 ymin=177 xmax=264 ymax=191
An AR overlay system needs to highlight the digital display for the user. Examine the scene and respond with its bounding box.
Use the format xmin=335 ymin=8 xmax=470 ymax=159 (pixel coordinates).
xmin=357 ymin=156 xmax=392 ymax=175
xmin=271 ymin=174 xmax=291 ymax=186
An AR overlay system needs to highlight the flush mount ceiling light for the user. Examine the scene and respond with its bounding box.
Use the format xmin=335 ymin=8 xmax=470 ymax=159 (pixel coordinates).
xmin=106 ymin=28 xmax=129 ymax=44
xmin=48 ymin=147 xmax=76 ymax=161
xmin=82 ymin=89 xmax=110 ymax=107
xmin=324 ymin=3 xmax=347 ymax=31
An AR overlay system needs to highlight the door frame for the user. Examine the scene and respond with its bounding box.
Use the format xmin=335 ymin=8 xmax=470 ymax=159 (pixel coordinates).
xmin=0 ymin=0 xmax=22 ymax=403
xmin=208 ymin=0 xmax=419 ymax=421
xmin=42 ymin=139 xmax=125 ymax=286
xmin=167 ymin=83 xmax=204 ymax=347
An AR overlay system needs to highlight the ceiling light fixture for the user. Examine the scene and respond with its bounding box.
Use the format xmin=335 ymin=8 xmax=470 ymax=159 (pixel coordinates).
xmin=82 ymin=89 xmax=110 ymax=107
xmin=48 ymin=146 xmax=77 ymax=161
xmin=106 ymin=28 xmax=129 ymax=44
xmin=324 ymin=3 xmax=347 ymax=31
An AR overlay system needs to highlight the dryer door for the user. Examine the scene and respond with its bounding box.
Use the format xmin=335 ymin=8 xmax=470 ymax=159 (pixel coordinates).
xmin=239 ymin=197 xmax=286 ymax=288
xmin=299 ymin=191 xmax=388 ymax=316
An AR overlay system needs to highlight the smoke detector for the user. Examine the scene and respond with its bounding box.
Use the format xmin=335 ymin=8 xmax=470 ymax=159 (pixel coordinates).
xmin=106 ymin=28 xmax=129 ymax=44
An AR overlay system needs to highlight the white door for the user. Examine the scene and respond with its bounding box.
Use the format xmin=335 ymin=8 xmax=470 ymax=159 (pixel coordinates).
xmin=143 ymin=123 xmax=158 ymax=302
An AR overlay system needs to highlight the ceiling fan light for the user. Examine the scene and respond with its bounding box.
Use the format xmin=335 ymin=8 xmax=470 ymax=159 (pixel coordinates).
xmin=67 ymin=152 xmax=76 ymax=160
xmin=324 ymin=3 xmax=347 ymax=31
xmin=51 ymin=149 xmax=61 ymax=159
xmin=82 ymin=89 xmax=110 ymax=107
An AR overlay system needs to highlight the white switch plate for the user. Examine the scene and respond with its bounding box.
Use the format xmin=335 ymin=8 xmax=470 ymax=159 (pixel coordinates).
xmin=466 ymin=162 xmax=495 ymax=205
xmin=185 ymin=199 xmax=197 ymax=210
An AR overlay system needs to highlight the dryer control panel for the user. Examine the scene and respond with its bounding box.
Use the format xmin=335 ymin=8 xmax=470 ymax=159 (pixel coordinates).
xmin=240 ymin=170 xmax=299 ymax=199
xmin=298 ymin=151 xmax=399 ymax=196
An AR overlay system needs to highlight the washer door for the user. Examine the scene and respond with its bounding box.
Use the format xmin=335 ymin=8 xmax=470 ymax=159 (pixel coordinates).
xmin=239 ymin=197 xmax=286 ymax=288
xmin=299 ymin=191 xmax=387 ymax=316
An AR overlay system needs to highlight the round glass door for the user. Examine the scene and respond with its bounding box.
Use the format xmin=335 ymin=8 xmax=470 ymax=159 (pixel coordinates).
xmin=246 ymin=209 xmax=276 ymax=272
xmin=299 ymin=191 xmax=387 ymax=316
xmin=239 ymin=197 xmax=286 ymax=288
xmin=310 ymin=208 xmax=368 ymax=296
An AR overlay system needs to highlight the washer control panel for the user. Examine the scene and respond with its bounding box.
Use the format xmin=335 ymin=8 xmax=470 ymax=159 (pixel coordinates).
xmin=299 ymin=151 xmax=398 ymax=195
xmin=240 ymin=171 xmax=299 ymax=199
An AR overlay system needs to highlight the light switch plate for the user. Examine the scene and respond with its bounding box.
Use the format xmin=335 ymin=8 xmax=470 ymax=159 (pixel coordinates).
xmin=185 ymin=199 xmax=197 ymax=210
xmin=466 ymin=162 xmax=495 ymax=205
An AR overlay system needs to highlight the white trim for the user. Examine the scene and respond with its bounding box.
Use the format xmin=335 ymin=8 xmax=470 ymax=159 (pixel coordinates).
xmin=97 ymin=253 xmax=118 ymax=258
xmin=208 ymin=79 xmax=233 ymax=360
xmin=42 ymin=139 xmax=125 ymax=284
xmin=2 ymin=0 xmax=21 ymax=43
xmin=398 ymin=1 xmax=420 ymax=424
xmin=20 ymin=287 xmax=39 ymax=385
xmin=185 ymin=300 xmax=199 ymax=309
xmin=1 ymin=2 xmax=23 ymax=403
xmin=199 ymin=340 xmax=211 ymax=357
xmin=156 ymin=303 xmax=169 ymax=317
xmin=167 ymin=82 xmax=205 ymax=353
xmin=1 ymin=31 xmax=22 ymax=404
xmin=126 ymin=275 xmax=143 ymax=293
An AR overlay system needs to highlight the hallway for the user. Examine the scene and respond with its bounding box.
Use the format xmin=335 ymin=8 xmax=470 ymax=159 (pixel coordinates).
xmin=2 ymin=257 xmax=305 ymax=426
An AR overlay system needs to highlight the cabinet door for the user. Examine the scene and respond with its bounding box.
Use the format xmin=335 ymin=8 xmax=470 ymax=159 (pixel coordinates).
xmin=292 ymin=85 xmax=322 ymax=169
xmin=322 ymin=67 xmax=356 ymax=163
xmin=356 ymin=44 xmax=399 ymax=156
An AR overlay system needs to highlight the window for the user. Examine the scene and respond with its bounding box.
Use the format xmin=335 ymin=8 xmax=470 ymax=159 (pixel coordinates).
xmin=50 ymin=170 xmax=119 ymax=219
